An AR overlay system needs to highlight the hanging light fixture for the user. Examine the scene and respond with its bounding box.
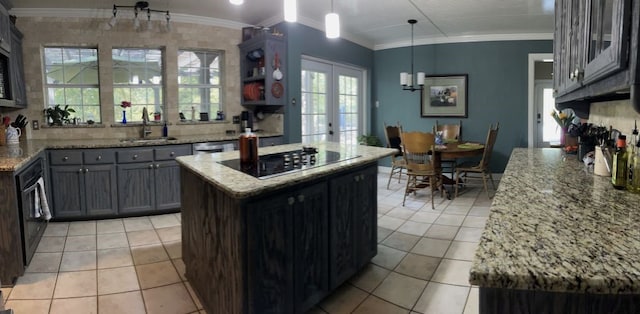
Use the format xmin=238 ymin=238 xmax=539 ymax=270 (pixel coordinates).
xmin=325 ymin=0 xmax=340 ymax=39
xmin=400 ymin=19 xmax=425 ymax=92
xmin=284 ymin=0 xmax=297 ymax=22
xmin=106 ymin=1 xmax=171 ymax=32
xmin=229 ymin=0 xmax=244 ymax=5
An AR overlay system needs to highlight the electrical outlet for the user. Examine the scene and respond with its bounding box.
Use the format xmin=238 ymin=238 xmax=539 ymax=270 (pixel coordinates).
xmin=32 ymin=120 xmax=40 ymax=130
xmin=232 ymin=115 xmax=240 ymax=124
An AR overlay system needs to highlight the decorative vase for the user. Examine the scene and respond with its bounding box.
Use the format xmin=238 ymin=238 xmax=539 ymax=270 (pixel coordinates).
xmin=561 ymin=126 xmax=567 ymax=146
xmin=122 ymin=110 xmax=127 ymax=124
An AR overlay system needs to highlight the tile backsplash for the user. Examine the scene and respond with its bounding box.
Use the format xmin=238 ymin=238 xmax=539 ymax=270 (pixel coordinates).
xmin=589 ymin=99 xmax=640 ymax=138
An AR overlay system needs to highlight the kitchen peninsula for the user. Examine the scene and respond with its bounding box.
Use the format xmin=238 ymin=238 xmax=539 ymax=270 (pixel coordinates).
xmin=470 ymin=148 xmax=640 ymax=313
xmin=176 ymin=142 xmax=395 ymax=313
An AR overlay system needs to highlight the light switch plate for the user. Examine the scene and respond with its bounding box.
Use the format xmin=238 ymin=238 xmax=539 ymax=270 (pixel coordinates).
xmin=32 ymin=120 xmax=40 ymax=130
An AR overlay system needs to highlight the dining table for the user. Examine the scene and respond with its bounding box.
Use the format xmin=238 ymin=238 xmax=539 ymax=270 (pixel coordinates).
xmin=433 ymin=141 xmax=485 ymax=197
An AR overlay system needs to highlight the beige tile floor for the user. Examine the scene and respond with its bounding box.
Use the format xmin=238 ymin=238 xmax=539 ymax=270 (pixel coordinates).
xmin=1 ymin=172 xmax=494 ymax=314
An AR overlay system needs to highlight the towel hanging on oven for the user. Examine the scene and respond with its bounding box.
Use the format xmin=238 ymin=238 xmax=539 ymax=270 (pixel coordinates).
xmin=33 ymin=177 xmax=52 ymax=221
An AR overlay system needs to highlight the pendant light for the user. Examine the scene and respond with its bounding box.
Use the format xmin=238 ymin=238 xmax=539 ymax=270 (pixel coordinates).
xmin=284 ymin=0 xmax=297 ymax=22
xmin=400 ymin=19 xmax=424 ymax=92
xmin=229 ymin=0 xmax=244 ymax=5
xmin=325 ymin=0 xmax=340 ymax=39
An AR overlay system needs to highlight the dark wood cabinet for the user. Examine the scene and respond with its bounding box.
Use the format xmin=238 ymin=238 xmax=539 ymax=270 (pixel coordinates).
xmin=9 ymin=25 xmax=26 ymax=107
xmin=182 ymin=162 xmax=378 ymax=314
xmin=239 ymin=33 xmax=287 ymax=107
xmin=328 ymin=165 xmax=377 ymax=289
xmin=554 ymin=0 xmax=639 ymax=117
xmin=0 ymin=1 xmax=10 ymax=53
xmin=49 ymin=150 xmax=117 ymax=219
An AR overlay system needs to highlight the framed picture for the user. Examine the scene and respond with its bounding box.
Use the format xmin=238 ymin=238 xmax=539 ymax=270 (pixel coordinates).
xmin=421 ymin=74 xmax=468 ymax=118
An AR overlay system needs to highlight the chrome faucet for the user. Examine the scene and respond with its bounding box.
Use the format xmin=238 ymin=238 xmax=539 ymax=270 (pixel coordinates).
xmin=141 ymin=107 xmax=152 ymax=138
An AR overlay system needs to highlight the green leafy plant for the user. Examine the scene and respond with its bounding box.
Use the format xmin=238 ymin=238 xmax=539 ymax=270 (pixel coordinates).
xmin=44 ymin=104 xmax=76 ymax=126
xmin=358 ymin=134 xmax=383 ymax=147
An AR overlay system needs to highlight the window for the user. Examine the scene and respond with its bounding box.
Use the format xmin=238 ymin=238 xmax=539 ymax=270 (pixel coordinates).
xmin=44 ymin=47 xmax=100 ymax=123
xmin=112 ymin=48 xmax=163 ymax=123
xmin=178 ymin=50 xmax=222 ymax=120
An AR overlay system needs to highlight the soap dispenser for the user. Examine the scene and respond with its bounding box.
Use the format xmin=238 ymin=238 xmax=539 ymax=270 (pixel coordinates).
xmin=239 ymin=128 xmax=258 ymax=165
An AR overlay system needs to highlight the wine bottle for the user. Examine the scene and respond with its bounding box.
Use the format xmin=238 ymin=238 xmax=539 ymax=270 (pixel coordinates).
xmin=611 ymin=135 xmax=628 ymax=189
xmin=631 ymin=139 xmax=640 ymax=193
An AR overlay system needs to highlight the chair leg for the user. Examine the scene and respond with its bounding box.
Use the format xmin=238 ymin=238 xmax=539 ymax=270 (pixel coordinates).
xmin=454 ymin=170 xmax=461 ymax=198
xmin=481 ymin=172 xmax=490 ymax=199
xmin=488 ymin=172 xmax=496 ymax=190
xmin=387 ymin=165 xmax=396 ymax=189
xmin=402 ymin=175 xmax=413 ymax=206
xmin=397 ymin=168 xmax=403 ymax=183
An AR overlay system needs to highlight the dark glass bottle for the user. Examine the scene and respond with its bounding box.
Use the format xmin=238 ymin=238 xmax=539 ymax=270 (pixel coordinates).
xmin=611 ymin=135 xmax=628 ymax=189
xmin=239 ymin=128 xmax=258 ymax=165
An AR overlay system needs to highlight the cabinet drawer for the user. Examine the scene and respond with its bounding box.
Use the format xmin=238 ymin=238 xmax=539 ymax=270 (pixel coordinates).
xmin=84 ymin=149 xmax=116 ymax=164
xmin=117 ymin=149 xmax=154 ymax=163
xmin=155 ymin=145 xmax=192 ymax=161
xmin=49 ymin=150 xmax=83 ymax=165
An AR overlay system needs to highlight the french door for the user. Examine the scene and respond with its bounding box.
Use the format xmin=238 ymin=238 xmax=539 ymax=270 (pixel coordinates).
xmin=301 ymin=58 xmax=363 ymax=145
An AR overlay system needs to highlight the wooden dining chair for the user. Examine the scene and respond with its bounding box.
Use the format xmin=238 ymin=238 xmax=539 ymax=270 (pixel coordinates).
xmin=383 ymin=122 xmax=406 ymax=189
xmin=401 ymin=131 xmax=442 ymax=209
xmin=434 ymin=120 xmax=462 ymax=177
xmin=454 ymin=122 xmax=500 ymax=199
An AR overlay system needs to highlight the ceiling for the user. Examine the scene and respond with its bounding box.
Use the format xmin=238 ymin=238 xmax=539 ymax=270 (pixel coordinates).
xmin=9 ymin=0 xmax=555 ymax=50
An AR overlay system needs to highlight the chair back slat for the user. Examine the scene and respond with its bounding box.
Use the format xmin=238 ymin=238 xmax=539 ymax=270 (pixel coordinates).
xmin=401 ymin=131 xmax=436 ymax=172
xmin=480 ymin=123 xmax=499 ymax=168
xmin=384 ymin=122 xmax=404 ymax=159
xmin=434 ymin=120 xmax=462 ymax=142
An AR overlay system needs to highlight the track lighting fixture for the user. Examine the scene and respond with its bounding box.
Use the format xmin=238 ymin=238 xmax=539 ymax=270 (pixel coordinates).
xmin=106 ymin=1 xmax=171 ymax=32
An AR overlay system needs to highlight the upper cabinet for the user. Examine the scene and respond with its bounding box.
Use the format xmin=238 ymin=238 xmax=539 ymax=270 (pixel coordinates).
xmin=0 ymin=1 xmax=11 ymax=53
xmin=239 ymin=33 xmax=287 ymax=107
xmin=553 ymin=0 xmax=638 ymax=117
xmin=10 ymin=26 xmax=26 ymax=107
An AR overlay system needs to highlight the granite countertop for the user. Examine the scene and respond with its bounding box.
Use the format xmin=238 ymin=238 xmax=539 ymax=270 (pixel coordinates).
xmin=0 ymin=132 xmax=282 ymax=172
xmin=176 ymin=142 xmax=396 ymax=199
xmin=470 ymin=148 xmax=640 ymax=294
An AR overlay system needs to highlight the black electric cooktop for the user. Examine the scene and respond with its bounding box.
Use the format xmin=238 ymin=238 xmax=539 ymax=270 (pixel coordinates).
xmin=219 ymin=149 xmax=361 ymax=179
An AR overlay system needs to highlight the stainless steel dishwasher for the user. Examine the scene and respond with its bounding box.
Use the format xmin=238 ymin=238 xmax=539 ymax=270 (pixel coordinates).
xmin=192 ymin=141 xmax=236 ymax=154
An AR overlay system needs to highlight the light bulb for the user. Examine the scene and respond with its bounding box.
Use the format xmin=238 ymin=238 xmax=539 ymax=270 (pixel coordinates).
xmin=230 ymin=0 xmax=244 ymax=5
xmin=284 ymin=0 xmax=297 ymax=22
xmin=325 ymin=12 xmax=340 ymax=39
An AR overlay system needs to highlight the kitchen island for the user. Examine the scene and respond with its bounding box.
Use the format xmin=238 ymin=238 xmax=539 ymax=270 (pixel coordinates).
xmin=470 ymin=148 xmax=640 ymax=313
xmin=176 ymin=142 xmax=396 ymax=314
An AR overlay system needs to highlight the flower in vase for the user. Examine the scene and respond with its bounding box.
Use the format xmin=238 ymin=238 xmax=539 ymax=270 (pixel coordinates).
xmin=121 ymin=101 xmax=131 ymax=109
xmin=550 ymin=109 xmax=575 ymax=129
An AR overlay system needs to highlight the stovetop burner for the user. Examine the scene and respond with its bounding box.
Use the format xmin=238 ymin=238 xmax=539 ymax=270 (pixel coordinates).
xmin=219 ymin=149 xmax=360 ymax=179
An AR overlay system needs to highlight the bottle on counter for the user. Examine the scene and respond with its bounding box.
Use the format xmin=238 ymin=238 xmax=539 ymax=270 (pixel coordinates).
xmin=611 ymin=134 xmax=629 ymax=190
xmin=627 ymin=122 xmax=638 ymax=191
xmin=239 ymin=128 xmax=258 ymax=166
xmin=162 ymin=122 xmax=168 ymax=137
xmin=630 ymin=139 xmax=640 ymax=193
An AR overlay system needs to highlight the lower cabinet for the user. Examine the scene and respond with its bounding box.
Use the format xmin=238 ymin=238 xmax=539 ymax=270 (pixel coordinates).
xmin=244 ymin=164 xmax=375 ymax=313
xmin=49 ymin=150 xmax=117 ymax=219
xmin=49 ymin=144 xmax=191 ymax=220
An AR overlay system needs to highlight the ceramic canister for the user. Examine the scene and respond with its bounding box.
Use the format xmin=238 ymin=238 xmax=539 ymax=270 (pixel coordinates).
xmin=5 ymin=125 xmax=21 ymax=145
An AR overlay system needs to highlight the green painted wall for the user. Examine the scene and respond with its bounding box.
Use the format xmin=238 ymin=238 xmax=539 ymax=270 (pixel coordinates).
xmin=281 ymin=23 xmax=374 ymax=143
xmin=280 ymin=22 xmax=552 ymax=172
xmin=374 ymin=40 xmax=553 ymax=172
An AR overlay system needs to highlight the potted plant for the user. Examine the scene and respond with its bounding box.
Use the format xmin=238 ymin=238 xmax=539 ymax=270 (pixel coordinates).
xmin=43 ymin=104 xmax=75 ymax=126
xmin=358 ymin=134 xmax=383 ymax=147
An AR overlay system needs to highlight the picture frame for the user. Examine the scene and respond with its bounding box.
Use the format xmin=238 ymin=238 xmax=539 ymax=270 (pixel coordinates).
xmin=421 ymin=74 xmax=468 ymax=118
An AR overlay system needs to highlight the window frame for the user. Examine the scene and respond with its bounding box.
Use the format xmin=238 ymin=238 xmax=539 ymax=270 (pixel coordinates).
xmin=177 ymin=49 xmax=224 ymax=121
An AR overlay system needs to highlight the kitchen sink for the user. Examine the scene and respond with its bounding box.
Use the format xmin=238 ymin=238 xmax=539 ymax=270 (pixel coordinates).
xmin=120 ymin=136 xmax=178 ymax=143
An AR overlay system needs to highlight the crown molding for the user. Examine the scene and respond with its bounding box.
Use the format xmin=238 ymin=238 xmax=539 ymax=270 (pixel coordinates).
xmin=375 ymin=33 xmax=554 ymax=50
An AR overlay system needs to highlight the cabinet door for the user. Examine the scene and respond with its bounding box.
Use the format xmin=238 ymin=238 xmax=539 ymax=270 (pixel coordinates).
xmin=293 ymin=184 xmax=329 ymax=313
xmin=0 ymin=4 xmax=10 ymax=52
xmin=154 ymin=160 xmax=181 ymax=210
xmin=328 ymin=171 xmax=358 ymax=289
xmin=246 ymin=193 xmax=294 ymax=314
xmin=50 ymin=166 xmax=84 ymax=218
xmin=554 ymin=0 xmax=585 ymax=96
xmin=84 ymin=164 xmax=117 ymax=216
xmin=582 ymin=0 xmax=631 ymax=84
xmin=117 ymin=163 xmax=154 ymax=214
xmin=354 ymin=166 xmax=378 ymax=267
xmin=9 ymin=26 xmax=26 ymax=107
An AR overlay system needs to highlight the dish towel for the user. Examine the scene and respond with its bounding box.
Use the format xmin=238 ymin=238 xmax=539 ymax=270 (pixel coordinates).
xmin=33 ymin=177 xmax=52 ymax=221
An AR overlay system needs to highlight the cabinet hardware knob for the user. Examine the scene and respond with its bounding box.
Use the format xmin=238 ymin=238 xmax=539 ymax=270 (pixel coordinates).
xmin=354 ymin=176 xmax=360 ymax=182
xmin=149 ymin=164 xmax=154 ymax=169
xmin=155 ymin=164 xmax=160 ymax=169
xmin=170 ymin=152 xmax=175 ymax=156
xmin=298 ymin=195 xmax=305 ymax=202
xmin=288 ymin=197 xmax=295 ymax=205
xmin=63 ymin=156 xmax=69 ymax=161
xmin=360 ymin=174 xmax=365 ymax=180
xmin=78 ymin=169 xmax=83 ymax=173
xmin=133 ymin=154 xmax=138 ymax=159
xmin=97 ymin=156 xmax=102 ymax=160
xmin=85 ymin=168 xmax=89 ymax=173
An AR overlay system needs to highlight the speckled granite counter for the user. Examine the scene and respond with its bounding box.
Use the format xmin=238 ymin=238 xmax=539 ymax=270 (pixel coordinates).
xmin=176 ymin=142 xmax=396 ymax=198
xmin=470 ymin=148 xmax=640 ymax=296
xmin=0 ymin=132 xmax=281 ymax=172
